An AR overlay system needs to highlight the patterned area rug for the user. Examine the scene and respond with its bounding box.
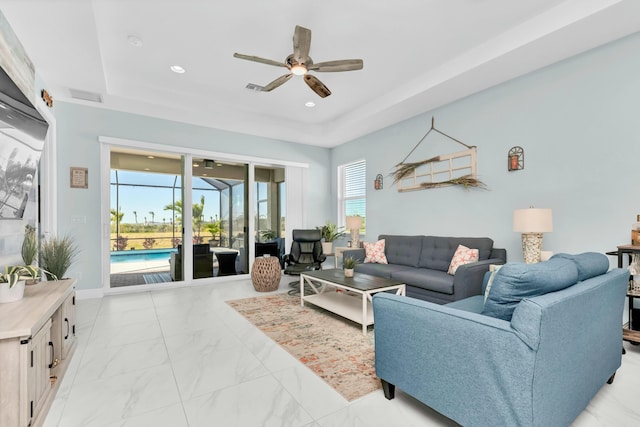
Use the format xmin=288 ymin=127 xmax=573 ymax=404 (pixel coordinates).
xmin=227 ymin=292 xmax=379 ymax=401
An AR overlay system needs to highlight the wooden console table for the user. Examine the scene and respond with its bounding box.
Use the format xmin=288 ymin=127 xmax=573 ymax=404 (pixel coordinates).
xmin=0 ymin=279 xmax=77 ymax=427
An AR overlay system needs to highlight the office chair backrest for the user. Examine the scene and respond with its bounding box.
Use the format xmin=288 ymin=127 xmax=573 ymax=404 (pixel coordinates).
xmin=289 ymin=229 xmax=324 ymax=264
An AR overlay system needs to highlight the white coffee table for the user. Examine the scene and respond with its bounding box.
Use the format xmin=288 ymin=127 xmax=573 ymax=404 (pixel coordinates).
xmin=300 ymin=269 xmax=406 ymax=335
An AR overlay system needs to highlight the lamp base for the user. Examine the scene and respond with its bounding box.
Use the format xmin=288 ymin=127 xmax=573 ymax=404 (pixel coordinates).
xmin=350 ymin=229 xmax=360 ymax=249
xmin=521 ymin=233 xmax=543 ymax=264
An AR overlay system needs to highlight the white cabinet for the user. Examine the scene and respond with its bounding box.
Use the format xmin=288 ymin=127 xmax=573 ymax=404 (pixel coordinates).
xmin=0 ymin=279 xmax=76 ymax=427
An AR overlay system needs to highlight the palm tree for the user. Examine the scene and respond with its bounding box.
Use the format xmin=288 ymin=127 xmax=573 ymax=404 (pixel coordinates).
xmin=149 ymin=211 xmax=155 ymax=224
xmin=133 ymin=211 xmax=138 ymax=224
xmin=110 ymin=207 xmax=124 ymax=224
xmin=164 ymin=197 xmax=206 ymax=240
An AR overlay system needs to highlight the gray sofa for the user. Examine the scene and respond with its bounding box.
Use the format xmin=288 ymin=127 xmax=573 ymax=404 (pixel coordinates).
xmin=344 ymin=235 xmax=506 ymax=304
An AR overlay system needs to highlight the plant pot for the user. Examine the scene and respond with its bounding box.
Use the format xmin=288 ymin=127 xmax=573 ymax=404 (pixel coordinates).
xmin=0 ymin=280 xmax=25 ymax=303
xmin=344 ymin=268 xmax=354 ymax=278
xmin=322 ymin=242 xmax=333 ymax=255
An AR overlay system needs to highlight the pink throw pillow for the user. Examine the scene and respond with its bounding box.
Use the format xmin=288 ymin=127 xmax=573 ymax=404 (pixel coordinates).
xmin=448 ymin=244 xmax=479 ymax=275
xmin=363 ymin=239 xmax=388 ymax=264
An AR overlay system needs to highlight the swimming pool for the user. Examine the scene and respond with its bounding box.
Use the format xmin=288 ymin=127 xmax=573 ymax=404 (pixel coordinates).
xmin=110 ymin=248 xmax=177 ymax=263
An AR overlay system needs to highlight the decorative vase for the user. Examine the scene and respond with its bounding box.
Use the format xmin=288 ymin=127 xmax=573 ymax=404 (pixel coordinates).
xmin=0 ymin=280 xmax=26 ymax=303
xmin=344 ymin=268 xmax=354 ymax=278
xmin=322 ymin=242 xmax=333 ymax=255
xmin=630 ymin=254 xmax=640 ymax=291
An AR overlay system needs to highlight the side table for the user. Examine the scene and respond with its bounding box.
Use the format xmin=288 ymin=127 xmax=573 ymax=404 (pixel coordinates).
xmin=611 ymin=245 xmax=640 ymax=344
xmin=251 ymin=256 xmax=282 ymax=292
xmin=215 ymin=251 xmax=238 ymax=276
xmin=333 ymin=246 xmax=351 ymax=268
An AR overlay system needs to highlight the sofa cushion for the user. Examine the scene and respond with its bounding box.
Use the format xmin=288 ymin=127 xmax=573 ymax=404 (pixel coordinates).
xmin=482 ymin=258 xmax=579 ymax=321
xmin=379 ymin=235 xmax=423 ymax=267
xmin=550 ymin=252 xmax=609 ymax=281
xmin=364 ymin=239 xmax=388 ymax=264
xmin=391 ymin=268 xmax=455 ymax=295
xmin=419 ymin=236 xmax=494 ymax=271
xmin=447 ymin=245 xmax=479 ymax=275
xmin=354 ymin=262 xmax=409 ymax=278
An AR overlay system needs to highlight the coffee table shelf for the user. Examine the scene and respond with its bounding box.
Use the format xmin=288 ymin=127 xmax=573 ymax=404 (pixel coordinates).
xmin=300 ymin=269 xmax=405 ymax=335
xmin=303 ymin=292 xmax=374 ymax=326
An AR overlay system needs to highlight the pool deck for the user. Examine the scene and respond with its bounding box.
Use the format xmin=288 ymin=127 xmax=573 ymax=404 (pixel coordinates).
xmin=110 ymin=259 xmax=170 ymax=274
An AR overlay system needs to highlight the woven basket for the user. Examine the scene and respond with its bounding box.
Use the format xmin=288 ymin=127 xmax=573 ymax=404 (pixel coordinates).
xmin=251 ymin=256 xmax=282 ymax=292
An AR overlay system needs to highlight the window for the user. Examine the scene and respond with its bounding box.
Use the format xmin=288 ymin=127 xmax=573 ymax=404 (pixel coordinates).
xmin=338 ymin=160 xmax=366 ymax=233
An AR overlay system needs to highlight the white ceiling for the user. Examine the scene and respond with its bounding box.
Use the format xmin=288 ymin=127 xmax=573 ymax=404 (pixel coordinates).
xmin=1 ymin=0 xmax=639 ymax=148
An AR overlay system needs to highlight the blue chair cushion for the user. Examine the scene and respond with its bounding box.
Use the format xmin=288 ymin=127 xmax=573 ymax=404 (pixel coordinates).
xmin=550 ymin=252 xmax=609 ymax=281
xmin=482 ymin=258 xmax=579 ymax=321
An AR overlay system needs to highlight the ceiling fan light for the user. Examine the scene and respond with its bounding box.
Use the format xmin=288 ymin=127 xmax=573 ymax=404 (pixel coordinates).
xmin=291 ymin=64 xmax=307 ymax=75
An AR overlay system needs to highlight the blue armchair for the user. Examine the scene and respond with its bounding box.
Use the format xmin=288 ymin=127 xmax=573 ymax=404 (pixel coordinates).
xmin=373 ymin=253 xmax=629 ymax=427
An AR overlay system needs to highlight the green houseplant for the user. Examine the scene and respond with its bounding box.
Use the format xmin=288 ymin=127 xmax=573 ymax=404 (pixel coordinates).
xmin=21 ymin=225 xmax=38 ymax=266
xmin=317 ymin=221 xmax=345 ymax=254
xmin=0 ymin=265 xmax=42 ymax=303
xmin=21 ymin=225 xmax=40 ymax=284
xmin=39 ymin=234 xmax=79 ymax=280
xmin=343 ymin=256 xmax=357 ymax=277
xmin=205 ymin=220 xmax=222 ymax=246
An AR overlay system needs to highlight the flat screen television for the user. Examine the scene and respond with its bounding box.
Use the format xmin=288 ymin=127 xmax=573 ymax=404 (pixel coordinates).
xmin=0 ymin=65 xmax=48 ymax=219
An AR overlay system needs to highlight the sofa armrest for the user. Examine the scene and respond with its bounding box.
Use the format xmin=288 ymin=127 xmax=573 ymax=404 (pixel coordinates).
xmin=490 ymin=247 xmax=507 ymax=262
xmin=452 ymin=258 xmax=506 ymax=299
xmin=373 ymin=292 xmax=534 ymax=426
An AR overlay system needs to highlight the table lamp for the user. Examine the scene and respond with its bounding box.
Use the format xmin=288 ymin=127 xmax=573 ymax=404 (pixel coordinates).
xmin=513 ymin=207 xmax=553 ymax=263
xmin=346 ymin=215 xmax=363 ymax=248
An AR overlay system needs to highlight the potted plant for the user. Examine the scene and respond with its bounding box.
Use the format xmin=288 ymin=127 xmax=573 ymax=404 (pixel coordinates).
xmin=259 ymin=229 xmax=278 ymax=242
xmin=343 ymin=256 xmax=357 ymax=278
xmin=21 ymin=225 xmax=39 ymax=284
xmin=39 ymin=234 xmax=79 ymax=280
xmin=0 ymin=265 xmax=40 ymax=303
xmin=317 ymin=221 xmax=346 ymax=254
xmin=205 ymin=220 xmax=222 ymax=247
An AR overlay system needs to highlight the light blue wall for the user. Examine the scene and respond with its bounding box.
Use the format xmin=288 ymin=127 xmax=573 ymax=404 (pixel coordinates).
xmin=331 ymin=33 xmax=640 ymax=263
xmin=54 ymin=103 xmax=331 ymax=290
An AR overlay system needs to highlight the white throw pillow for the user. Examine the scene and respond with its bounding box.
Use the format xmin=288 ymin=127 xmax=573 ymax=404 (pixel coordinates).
xmin=363 ymin=239 xmax=388 ymax=264
xmin=447 ymin=245 xmax=479 ymax=275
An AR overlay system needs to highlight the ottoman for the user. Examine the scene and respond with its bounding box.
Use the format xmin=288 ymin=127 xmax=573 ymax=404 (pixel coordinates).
xmin=251 ymin=256 xmax=281 ymax=292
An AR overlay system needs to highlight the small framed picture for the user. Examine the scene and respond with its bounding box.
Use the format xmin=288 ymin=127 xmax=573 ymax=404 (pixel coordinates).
xmin=70 ymin=167 xmax=88 ymax=189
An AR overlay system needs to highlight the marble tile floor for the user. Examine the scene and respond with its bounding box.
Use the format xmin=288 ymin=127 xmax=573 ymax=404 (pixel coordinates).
xmin=44 ymin=277 xmax=640 ymax=427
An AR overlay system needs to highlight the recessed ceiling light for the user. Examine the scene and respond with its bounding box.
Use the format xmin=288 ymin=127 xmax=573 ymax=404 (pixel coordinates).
xmin=127 ymin=35 xmax=143 ymax=47
xmin=193 ymin=163 xmax=199 ymax=167
xmin=144 ymin=168 xmax=150 ymax=171
xmin=170 ymin=65 xmax=186 ymax=74
xmin=305 ymin=101 xmax=316 ymax=108
xmin=147 ymin=155 xmax=155 ymax=159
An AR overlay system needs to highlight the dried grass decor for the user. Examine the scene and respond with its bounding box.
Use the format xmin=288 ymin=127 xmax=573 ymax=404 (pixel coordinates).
xmin=391 ymin=157 xmax=440 ymax=184
xmin=419 ymin=174 xmax=488 ymax=191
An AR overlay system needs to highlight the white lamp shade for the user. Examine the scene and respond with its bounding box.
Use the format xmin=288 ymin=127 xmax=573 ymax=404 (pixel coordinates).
xmin=513 ymin=208 xmax=553 ymax=233
xmin=346 ymin=215 xmax=363 ymax=230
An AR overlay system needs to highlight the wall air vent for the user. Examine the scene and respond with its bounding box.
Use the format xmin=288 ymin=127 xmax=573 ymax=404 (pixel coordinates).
xmin=245 ymin=83 xmax=264 ymax=92
xmin=68 ymin=88 xmax=103 ymax=103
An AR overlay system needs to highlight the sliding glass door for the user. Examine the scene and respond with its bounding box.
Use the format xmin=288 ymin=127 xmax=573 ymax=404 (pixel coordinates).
xmin=108 ymin=147 xmax=251 ymax=288
xmin=109 ymin=149 xmax=184 ymax=287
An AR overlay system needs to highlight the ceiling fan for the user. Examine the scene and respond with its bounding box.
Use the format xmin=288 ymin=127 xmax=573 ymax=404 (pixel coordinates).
xmin=233 ymin=25 xmax=363 ymax=98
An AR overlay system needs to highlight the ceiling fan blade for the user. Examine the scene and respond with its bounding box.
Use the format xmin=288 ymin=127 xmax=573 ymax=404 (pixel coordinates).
xmin=303 ymin=74 xmax=331 ymax=98
xmin=233 ymin=53 xmax=287 ymax=68
xmin=293 ymin=25 xmax=312 ymax=63
xmin=263 ymin=74 xmax=293 ymax=92
xmin=308 ymin=59 xmax=363 ymax=72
